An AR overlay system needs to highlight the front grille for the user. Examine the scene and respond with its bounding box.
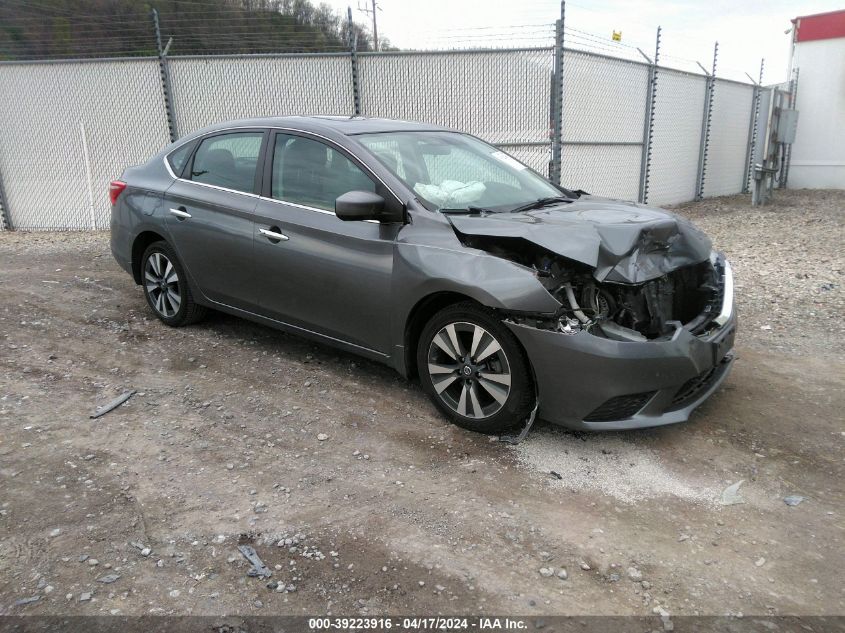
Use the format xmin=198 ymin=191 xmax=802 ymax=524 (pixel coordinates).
xmin=667 ymin=362 xmax=727 ymax=411
xmin=584 ymin=392 xmax=656 ymax=422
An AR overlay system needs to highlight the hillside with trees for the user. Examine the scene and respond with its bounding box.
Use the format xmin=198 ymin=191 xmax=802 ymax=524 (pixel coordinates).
xmin=0 ymin=0 xmax=378 ymax=60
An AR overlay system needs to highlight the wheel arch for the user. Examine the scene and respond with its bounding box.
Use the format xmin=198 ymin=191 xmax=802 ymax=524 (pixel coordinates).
xmin=403 ymin=291 xmax=479 ymax=379
xmin=131 ymin=230 xmax=168 ymax=284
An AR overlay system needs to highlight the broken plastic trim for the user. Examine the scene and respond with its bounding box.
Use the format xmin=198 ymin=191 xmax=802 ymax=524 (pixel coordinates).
xmin=714 ymin=258 xmax=734 ymax=327
xmin=499 ymin=387 xmax=539 ymax=444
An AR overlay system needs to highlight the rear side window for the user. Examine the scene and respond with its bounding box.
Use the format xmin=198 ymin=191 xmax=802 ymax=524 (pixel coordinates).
xmin=189 ymin=132 xmax=263 ymax=194
xmin=271 ymin=134 xmax=375 ymax=211
xmin=166 ymin=142 xmax=194 ymax=177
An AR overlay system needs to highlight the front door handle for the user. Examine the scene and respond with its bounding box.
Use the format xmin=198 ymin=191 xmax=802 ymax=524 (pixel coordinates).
xmin=260 ymin=227 xmax=289 ymax=242
xmin=169 ymin=207 xmax=191 ymax=219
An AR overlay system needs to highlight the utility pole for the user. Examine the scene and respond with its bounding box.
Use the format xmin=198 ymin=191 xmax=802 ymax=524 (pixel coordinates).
xmin=358 ymin=0 xmax=380 ymax=51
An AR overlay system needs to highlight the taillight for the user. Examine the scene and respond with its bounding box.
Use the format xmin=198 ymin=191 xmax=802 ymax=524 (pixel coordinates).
xmin=109 ymin=180 xmax=127 ymax=205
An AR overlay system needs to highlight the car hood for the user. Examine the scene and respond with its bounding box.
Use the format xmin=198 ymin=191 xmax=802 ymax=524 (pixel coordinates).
xmin=446 ymin=196 xmax=713 ymax=284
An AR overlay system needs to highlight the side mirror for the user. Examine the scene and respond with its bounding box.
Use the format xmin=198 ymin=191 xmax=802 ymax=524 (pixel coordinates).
xmin=335 ymin=190 xmax=387 ymax=221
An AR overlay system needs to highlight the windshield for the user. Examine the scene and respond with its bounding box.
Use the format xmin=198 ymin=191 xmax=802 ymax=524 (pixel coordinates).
xmin=356 ymin=131 xmax=565 ymax=213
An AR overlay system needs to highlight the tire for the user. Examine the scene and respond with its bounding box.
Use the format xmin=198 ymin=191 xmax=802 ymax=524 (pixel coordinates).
xmin=141 ymin=240 xmax=206 ymax=327
xmin=416 ymin=301 xmax=534 ymax=434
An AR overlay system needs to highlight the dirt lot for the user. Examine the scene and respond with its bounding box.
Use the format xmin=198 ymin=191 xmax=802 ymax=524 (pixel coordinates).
xmin=1 ymin=189 xmax=843 ymax=618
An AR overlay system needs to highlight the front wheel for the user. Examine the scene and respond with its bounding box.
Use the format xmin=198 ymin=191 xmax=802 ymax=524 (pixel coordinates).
xmin=141 ymin=241 xmax=206 ymax=327
xmin=416 ymin=302 xmax=534 ymax=434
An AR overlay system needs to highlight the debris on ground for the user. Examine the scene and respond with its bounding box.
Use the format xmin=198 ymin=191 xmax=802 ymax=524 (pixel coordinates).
xmin=90 ymin=390 xmax=135 ymax=419
xmin=96 ymin=574 xmax=120 ymax=584
xmin=784 ymin=495 xmax=806 ymax=506
xmin=498 ymin=401 xmax=539 ymax=445
xmin=720 ymin=480 xmax=745 ymax=506
xmin=13 ymin=596 xmax=40 ymax=607
xmin=238 ymin=544 xmax=272 ymax=578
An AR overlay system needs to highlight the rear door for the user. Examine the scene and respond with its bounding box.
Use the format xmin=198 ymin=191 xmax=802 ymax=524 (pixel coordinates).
xmin=251 ymin=131 xmax=399 ymax=355
xmin=164 ymin=129 xmax=267 ymax=311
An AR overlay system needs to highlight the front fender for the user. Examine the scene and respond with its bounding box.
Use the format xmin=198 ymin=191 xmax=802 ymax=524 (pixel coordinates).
xmin=395 ymin=242 xmax=561 ymax=312
xmin=390 ymin=241 xmax=561 ymax=374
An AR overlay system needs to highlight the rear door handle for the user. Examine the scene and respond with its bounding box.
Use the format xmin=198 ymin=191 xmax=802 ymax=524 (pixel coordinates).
xmin=260 ymin=227 xmax=289 ymax=242
xmin=169 ymin=207 xmax=191 ymax=219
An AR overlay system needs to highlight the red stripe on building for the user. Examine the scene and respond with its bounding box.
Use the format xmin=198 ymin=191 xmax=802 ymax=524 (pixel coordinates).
xmin=793 ymin=9 xmax=845 ymax=42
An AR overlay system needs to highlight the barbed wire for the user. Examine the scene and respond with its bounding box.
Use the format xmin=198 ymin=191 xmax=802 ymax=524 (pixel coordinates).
xmin=0 ymin=1 xmax=759 ymax=82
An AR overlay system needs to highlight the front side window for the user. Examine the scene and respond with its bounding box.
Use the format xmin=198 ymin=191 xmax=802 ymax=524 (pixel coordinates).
xmin=357 ymin=131 xmax=562 ymax=212
xmin=271 ymin=134 xmax=375 ymax=211
xmin=189 ymin=132 xmax=263 ymax=194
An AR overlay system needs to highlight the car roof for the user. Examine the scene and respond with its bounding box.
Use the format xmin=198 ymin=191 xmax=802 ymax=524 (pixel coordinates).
xmin=195 ymin=115 xmax=454 ymax=137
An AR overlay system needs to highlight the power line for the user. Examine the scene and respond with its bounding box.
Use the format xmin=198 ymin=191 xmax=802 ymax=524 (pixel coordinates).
xmin=357 ymin=0 xmax=380 ymax=51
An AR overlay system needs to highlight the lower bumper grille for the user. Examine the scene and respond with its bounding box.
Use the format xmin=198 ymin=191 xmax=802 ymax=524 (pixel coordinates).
xmin=584 ymin=391 xmax=656 ymax=422
xmin=667 ymin=361 xmax=728 ymax=411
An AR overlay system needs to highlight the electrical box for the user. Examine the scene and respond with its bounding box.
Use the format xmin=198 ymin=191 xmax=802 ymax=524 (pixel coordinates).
xmin=778 ymin=109 xmax=799 ymax=144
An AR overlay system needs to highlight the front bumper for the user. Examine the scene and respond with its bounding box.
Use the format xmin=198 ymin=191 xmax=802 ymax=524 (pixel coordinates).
xmin=506 ymin=310 xmax=736 ymax=431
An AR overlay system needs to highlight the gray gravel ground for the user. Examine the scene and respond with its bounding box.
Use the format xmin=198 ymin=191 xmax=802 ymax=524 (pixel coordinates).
xmin=0 ymin=189 xmax=843 ymax=619
xmin=672 ymin=188 xmax=845 ymax=359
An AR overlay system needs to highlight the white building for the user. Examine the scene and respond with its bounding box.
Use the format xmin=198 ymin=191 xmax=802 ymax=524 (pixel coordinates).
xmin=788 ymin=9 xmax=845 ymax=189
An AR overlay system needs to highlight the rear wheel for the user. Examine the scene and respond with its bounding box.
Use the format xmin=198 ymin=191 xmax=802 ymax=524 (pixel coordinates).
xmin=417 ymin=302 xmax=534 ymax=434
xmin=141 ymin=241 xmax=206 ymax=327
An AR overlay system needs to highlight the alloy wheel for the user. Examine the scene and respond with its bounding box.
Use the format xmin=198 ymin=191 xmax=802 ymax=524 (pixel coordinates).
xmin=427 ymin=321 xmax=512 ymax=419
xmin=144 ymin=252 xmax=181 ymax=318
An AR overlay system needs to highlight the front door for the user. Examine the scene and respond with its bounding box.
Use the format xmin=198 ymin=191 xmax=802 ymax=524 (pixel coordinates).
xmin=164 ymin=130 xmax=267 ymax=311
xmin=252 ymin=132 xmax=397 ymax=355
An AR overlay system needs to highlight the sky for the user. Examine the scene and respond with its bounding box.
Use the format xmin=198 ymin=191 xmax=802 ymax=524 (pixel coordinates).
xmin=323 ymin=0 xmax=845 ymax=83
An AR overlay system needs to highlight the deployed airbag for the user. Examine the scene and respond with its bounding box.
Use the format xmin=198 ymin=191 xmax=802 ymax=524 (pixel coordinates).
xmin=415 ymin=180 xmax=486 ymax=207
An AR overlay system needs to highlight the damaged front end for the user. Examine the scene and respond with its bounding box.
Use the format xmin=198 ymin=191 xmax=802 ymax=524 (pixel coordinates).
xmin=533 ymin=252 xmax=729 ymax=342
xmin=457 ymin=233 xmax=729 ymax=342
xmin=447 ymin=211 xmax=736 ymax=430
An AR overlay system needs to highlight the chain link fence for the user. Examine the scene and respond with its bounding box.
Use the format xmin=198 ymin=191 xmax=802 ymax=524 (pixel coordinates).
xmin=0 ymin=58 xmax=169 ymax=230
xmin=0 ymin=38 xmax=763 ymax=231
xmin=647 ymin=69 xmax=709 ymax=206
xmin=358 ymin=48 xmax=553 ymax=175
xmin=703 ymin=79 xmax=756 ymax=198
xmin=560 ymin=50 xmax=649 ymax=201
xmin=168 ymin=53 xmax=354 ymax=136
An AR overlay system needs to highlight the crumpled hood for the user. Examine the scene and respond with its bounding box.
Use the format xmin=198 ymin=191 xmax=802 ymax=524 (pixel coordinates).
xmin=447 ymin=196 xmax=713 ymax=284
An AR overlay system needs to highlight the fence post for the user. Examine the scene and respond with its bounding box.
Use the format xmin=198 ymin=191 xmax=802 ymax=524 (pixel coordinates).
xmin=347 ymin=7 xmax=361 ymax=116
xmin=80 ymin=122 xmax=97 ymax=230
xmin=0 ymin=164 xmax=10 ymax=230
xmin=779 ymin=66 xmax=799 ymax=188
xmin=695 ymin=42 xmax=718 ymax=200
xmin=742 ymin=58 xmax=764 ymax=194
xmin=549 ymin=1 xmax=565 ymax=184
xmin=152 ymin=8 xmax=178 ymax=142
xmin=638 ymin=26 xmax=661 ymax=204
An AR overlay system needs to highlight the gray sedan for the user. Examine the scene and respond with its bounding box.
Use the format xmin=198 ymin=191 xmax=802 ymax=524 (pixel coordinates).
xmin=110 ymin=116 xmax=735 ymax=433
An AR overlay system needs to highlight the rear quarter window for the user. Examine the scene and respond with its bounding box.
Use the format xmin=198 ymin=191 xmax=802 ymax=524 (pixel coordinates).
xmin=166 ymin=142 xmax=195 ymax=177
